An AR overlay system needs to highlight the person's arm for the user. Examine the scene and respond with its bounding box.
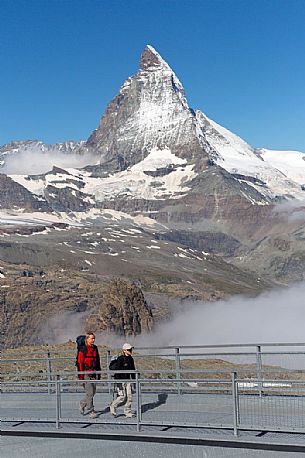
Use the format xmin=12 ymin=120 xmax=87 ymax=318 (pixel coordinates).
xmin=131 ymin=357 xmax=136 ymax=380
xmin=116 ymin=355 xmax=124 ymax=370
xmin=114 ymin=355 xmax=124 ymax=379
xmin=95 ymin=346 xmax=101 ymax=379
xmin=77 ymin=350 xmax=85 ymax=380
xmin=113 ymin=355 xmax=124 ymax=388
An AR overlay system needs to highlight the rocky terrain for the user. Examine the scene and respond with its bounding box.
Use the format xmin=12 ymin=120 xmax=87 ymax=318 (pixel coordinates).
xmin=0 ymin=220 xmax=272 ymax=348
xmin=0 ymin=261 xmax=153 ymax=349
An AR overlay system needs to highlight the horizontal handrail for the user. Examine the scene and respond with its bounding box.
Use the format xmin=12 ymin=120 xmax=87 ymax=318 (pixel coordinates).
xmin=2 ymin=365 xmax=303 ymax=376
xmin=2 ymin=356 xmax=75 ymax=363
xmin=3 ymin=341 xmax=305 ymax=358
xmin=3 ymin=350 xmax=305 ymax=363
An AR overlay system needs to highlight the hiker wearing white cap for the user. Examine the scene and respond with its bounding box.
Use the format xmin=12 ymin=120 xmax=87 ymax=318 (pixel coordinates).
xmin=109 ymin=342 xmax=136 ymax=418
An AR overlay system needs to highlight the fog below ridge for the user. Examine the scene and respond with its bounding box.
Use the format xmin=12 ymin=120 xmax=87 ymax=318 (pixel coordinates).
xmin=46 ymin=282 xmax=305 ymax=349
xmin=134 ymin=282 xmax=305 ymax=348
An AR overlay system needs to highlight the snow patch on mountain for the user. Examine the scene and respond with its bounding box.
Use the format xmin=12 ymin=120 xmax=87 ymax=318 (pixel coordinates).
xmin=131 ymin=146 xmax=185 ymax=170
xmin=0 ymin=207 xmax=165 ymax=229
xmin=9 ymin=147 xmax=196 ymax=202
xmin=258 ymin=149 xmax=305 ymax=186
xmin=83 ymin=147 xmax=195 ymax=201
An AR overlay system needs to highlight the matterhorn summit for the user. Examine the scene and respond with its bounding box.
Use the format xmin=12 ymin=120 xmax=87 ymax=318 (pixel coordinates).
xmin=86 ymin=45 xmax=213 ymax=171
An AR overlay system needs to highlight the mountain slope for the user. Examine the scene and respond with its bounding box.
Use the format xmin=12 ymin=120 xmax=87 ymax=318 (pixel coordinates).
xmin=196 ymin=111 xmax=305 ymax=200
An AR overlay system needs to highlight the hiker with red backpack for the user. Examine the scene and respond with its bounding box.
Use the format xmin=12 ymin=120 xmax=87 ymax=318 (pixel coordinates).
xmin=77 ymin=332 xmax=101 ymax=419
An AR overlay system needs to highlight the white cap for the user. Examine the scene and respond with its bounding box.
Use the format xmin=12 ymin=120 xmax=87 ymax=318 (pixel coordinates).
xmin=122 ymin=342 xmax=133 ymax=350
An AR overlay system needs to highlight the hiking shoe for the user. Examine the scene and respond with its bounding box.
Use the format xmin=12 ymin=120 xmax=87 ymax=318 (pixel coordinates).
xmin=124 ymin=412 xmax=135 ymax=418
xmin=79 ymin=402 xmax=86 ymax=415
xmin=89 ymin=410 xmax=98 ymax=419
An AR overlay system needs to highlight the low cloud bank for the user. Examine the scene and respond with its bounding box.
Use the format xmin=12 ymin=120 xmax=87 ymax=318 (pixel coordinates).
xmin=41 ymin=310 xmax=89 ymax=344
xmin=2 ymin=147 xmax=98 ymax=175
xmin=134 ymin=282 xmax=305 ymax=348
xmin=273 ymin=199 xmax=305 ymax=222
xmin=44 ymin=282 xmax=305 ymax=351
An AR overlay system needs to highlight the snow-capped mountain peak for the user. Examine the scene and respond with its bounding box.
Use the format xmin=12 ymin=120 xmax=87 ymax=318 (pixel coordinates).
xmin=85 ymin=45 xmax=208 ymax=171
xmin=2 ymin=45 xmax=305 ymax=224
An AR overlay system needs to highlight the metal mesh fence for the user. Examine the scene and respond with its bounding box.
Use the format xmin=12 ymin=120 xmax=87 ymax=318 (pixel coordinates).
xmin=1 ymin=381 xmax=57 ymax=420
xmin=237 ymin=379 xmax=305 ymax=432
xmin=3 ymin=374 xmax=305 ymax=437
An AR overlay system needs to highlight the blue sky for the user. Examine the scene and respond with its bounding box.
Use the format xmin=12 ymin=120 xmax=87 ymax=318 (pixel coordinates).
xmin=1 ymin=0 xmax=305 ymax=151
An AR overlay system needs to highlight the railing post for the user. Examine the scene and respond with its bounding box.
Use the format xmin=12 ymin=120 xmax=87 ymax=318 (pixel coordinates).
xmin=135 ymin=372 xmax=141 ymax=432
xmin=175 ymin=347 xmax=181 ymax=395
xmin=231 ymin=371 xmax=239 ymax=437
xmin=256 ymin=345 xmax=263 ymax=397
xmin=55 ymin=374 xmax=61 ymax=429
xmin=106 ymin=350 xmax=111 ymax=394
xmin=59 ymin=375 xmax=62 ymax=417
xmin=47 ymin=350 xmax=52 ymax=394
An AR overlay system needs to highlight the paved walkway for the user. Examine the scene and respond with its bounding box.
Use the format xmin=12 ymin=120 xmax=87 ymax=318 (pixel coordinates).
xmin=2 ymin=391 xmax=305 ymax=456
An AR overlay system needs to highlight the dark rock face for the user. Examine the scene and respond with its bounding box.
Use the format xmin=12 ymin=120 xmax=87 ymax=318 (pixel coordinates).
xmin=85 ymin=278 xmax=153 ymax=336
xmin=44 ymin=185 xmax=93 ymax=212
xmin=0 ymin=223 xmax=68 ymax=237
xmin=0 ymin=174 xmax=50 ymax=211
xmin=157 ymin=230 xmax=241 ymax=256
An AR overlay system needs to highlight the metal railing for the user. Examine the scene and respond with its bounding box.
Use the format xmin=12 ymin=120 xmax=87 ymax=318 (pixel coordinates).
xmin=3 ymin=342 xmax=305 ymax=395
xmin=3 ymin=370 xmax=305 ymax=437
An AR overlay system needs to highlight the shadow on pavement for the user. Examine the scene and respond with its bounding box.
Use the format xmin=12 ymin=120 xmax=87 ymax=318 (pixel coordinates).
xmin=141 ymin=393 xmax=168 ymax=414
xmin=96 ymin=406 xmax=111 ymax=416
